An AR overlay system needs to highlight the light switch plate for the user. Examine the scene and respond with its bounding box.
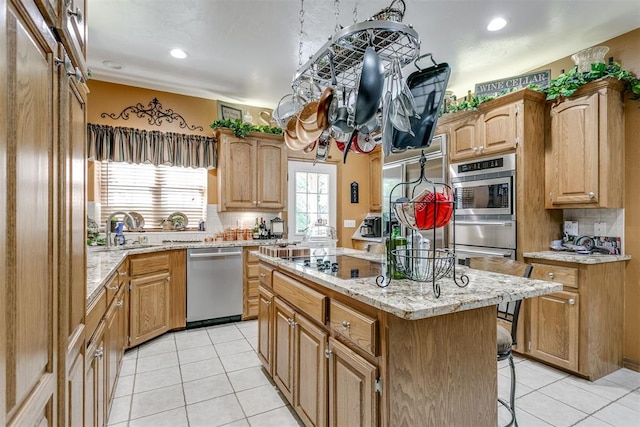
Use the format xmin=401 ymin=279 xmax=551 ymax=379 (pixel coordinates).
xmin=564 ymin=221 xmax=579 ymax=236
xmin=344 ymin=219 xmax=356 ymax=228
xmin=594 ymin=221 xmax=606 ymax=236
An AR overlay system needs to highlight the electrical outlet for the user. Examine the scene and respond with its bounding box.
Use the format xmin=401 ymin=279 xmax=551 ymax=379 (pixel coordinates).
xmin=594 ymin=221 xmax=606 ymax=236
xmin=344 ymin=219 xmax=356 ymax=228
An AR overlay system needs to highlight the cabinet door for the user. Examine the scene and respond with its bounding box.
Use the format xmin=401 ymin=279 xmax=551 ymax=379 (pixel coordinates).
xmin=327 ymin=338 xmax=378 ymax=427
xmin=449 ymin=116 xmax=481 ymax=161
xmin=258 ymin=285 xmax=274 ymax=374
xmin=105 ymin=288 xmax=126 ymax=405
xmin=529 ymin=291 xmax=579 ymax=371
xmin=368 ymin=149 xmax=382 ymax=212
xmin=273 ymin=297 xmax=296 ymax=404
xmin=547 ymin=92 xmax=599 ymax=207
xmin=256 ymin=140 xmax=286 ymax=209
xmin=67 ymin=349 xmax=85 ymax=427
xmin=85 ymin=334 xmax=105 ymax=427
xmin=243 ymin=247 xmax=260 ymax=320
xmin=3 ymin=4 xmax=58 ymax=426
xmin=222 ymin=137 xmax=257 ymax=209
xmin=294 ymin=315 xmax=328 ymax=427
xmin=480 ymin=103 xmax=517 ymax=155
xmin=129 ymin=272 xmax=170 ymax=347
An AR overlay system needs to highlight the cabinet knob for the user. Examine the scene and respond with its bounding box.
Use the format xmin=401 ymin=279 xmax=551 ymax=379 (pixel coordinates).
xmin=324 ymin=349 xmax=333 ymax=359
xmin=67 ymin=6 xmax=83 ymax=22
xmin=548 ymin=272 xmax=554 ymax=279
xmin=119 ymin=271 xmax=127 ymax=277
xmin=259 ymin=273 xmax=266 ymax=278
xmin=257 ymin=201 xmax=261 ymax=205
xmin=95 ymin=347 xmax=104 ymax=359
xmin=107 ymin=285 xmax=119 ymax=291
xmin=166 ymin=276 xmax=171 ymax=282
xmin=116 ymin=300 xmax=124 ymax=308
xmin=265 ymin=300 xmax=271 ymax=306
xmin=588 ymin=192 xmax=595 ymax=199
xmin=253 ymin=201 xmax=257 ymax=205
xmin=568 ymin=298 xmax=576 ymax=305
xmin=342 ymin=320 xmax=351 ymax=329
xmin=473 ymin=147 xmax=479 ymax=153
xmin=549 ymin=192 xmax=553 ymax=201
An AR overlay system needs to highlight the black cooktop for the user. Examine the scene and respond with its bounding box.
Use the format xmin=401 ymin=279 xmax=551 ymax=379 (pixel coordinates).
xmin=289 ymin=255 xmax=382 ymax=280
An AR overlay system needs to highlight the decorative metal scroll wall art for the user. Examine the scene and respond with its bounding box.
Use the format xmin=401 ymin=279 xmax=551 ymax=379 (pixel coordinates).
xmin=101 ymin=98 xmax=204 ymax=131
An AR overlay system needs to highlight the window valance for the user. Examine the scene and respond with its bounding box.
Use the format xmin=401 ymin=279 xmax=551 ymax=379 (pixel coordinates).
xmin=87 ymin=123 xmax=217 ymax=169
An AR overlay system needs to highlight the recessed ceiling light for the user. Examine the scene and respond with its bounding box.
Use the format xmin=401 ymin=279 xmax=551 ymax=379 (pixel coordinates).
xmin=487 ymin=17 xmax=508 ymax=32
xmin=170 ymin=48 xmax=189 ymax=59
xmin=102 ymin=60 xmax=123 ymax=70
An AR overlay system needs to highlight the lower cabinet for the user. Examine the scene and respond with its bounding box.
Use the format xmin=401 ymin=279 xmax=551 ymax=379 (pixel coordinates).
xmin=85 ymin=323 xmax=106 ymax=427
xmin=523 ymin=258 xmax=625 ymax=380
xmin=327 ymin=337 xmax=378 ymax=427
xmin=529 ymin=290 xmax=579 ymax=372
xmin=262 ymin=268 xmax=379 ymax=427
xmin=105 ymin=285 xmax=127 ymax=404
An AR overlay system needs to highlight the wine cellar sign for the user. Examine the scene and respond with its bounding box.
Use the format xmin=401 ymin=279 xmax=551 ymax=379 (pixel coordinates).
xmin=474 ymin=69 xmax=551 ymax=97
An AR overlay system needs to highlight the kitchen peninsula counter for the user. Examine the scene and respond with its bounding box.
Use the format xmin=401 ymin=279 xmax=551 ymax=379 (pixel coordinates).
xmin=255 ymin=248 xmax=561 ymax=426
xmin=523 ymin=250 xmax=631 ymax=264
xmin=86 ymin=240 xmax=278 ymax=304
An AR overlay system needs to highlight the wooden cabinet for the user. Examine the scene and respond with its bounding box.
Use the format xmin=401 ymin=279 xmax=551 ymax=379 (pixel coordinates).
xmin=446 ymin=102 xmax=518 ymax=162
xmin=85 ymin=322 xmax=106 ymax=427
xmin=524 ymin=258 xmax=625 ymax=380
xmin=1 ymin=2 xmax=59 ymax=425
xmin=273 ymin=297 xmax=296 ymax=403
xmin=105 ymin=286 xmax=127 ymax=406
xmin=369 ymin=148 xmax=382 ymax=212
xmin=258 ymin=285 xmax=274 ymax=374
xmin=327 ymin=337 xmax=378 ymax=427
xmin=243 ymin=246 xmax=260 ymax=320
xmin=129 ymin=253 xmax=171 ymax=347
xmin=217 ymin=129 xmax=287 ymax=211
xmin=545 ymin=79 xmax=625 ymax=208
xmin=529 ymin=290 xmax=579 ymax=371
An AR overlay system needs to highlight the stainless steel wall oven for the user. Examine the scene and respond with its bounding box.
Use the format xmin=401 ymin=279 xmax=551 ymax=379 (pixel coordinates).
xmin=450 ymin=153 xmax=517 ymax=262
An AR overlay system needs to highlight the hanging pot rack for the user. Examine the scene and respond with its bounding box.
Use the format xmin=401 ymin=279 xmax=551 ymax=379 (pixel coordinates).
xmin=292 ymin=19 xmax=420 ymax=92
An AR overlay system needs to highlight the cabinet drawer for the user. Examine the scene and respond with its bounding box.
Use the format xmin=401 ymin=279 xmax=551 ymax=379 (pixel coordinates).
xmin=247 ymin=279 xmax=259 ymax=298
xmin=105 ymin=273 xmax=120 ymax=304
xmin=247 ymin=263 xmax=259 ymax=278
xmin=86 ymin=289 xmax=106 ymax=342
xmin=247 ymin=250 xmax=260 ymax=263
xmin=272 ymin=272 xmax=326 ymax=324
xmin=129 ymin=253 xmax=170 ymax=276
xmin=329 ymin=300 xmax=378 ymax=356
xmin=530 ymin=263 xmax=578 ymax=289
xmin=259 ymin=264 xmax=273 ymax=287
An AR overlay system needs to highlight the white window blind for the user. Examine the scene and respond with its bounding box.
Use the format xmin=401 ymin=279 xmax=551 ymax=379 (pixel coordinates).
xmin=99 ymin=161 xmax=207 ymax=229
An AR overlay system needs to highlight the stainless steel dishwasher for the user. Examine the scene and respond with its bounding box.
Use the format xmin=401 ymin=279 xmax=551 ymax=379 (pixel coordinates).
xmin=186 ymin=246 xmax=243 ymax=326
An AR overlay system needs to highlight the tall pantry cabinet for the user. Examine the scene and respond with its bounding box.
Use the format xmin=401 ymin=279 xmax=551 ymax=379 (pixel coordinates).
xmin=1 ymin=0 xmax=88 ymax=425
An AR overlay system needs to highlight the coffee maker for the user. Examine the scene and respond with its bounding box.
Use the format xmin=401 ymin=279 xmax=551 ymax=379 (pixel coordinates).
xmin=360 ymin=216 xmax=382 ymax=237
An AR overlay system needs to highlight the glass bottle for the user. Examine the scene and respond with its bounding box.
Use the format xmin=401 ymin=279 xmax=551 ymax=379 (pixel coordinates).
xmin=389 ymin=225 xmax=406 ymax=279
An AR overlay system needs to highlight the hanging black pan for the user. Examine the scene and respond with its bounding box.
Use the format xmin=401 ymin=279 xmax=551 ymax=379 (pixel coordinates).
xmin=391 ymin=54 xmax=451 ymax=153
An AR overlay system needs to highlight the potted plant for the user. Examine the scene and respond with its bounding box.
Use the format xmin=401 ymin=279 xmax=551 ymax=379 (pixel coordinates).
xmin=210 ymin=118 xmax=283 ymax=138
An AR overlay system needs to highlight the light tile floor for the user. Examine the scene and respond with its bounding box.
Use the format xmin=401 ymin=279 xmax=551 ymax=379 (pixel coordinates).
xmin=108 ymin=320 xmax=640 ymax=427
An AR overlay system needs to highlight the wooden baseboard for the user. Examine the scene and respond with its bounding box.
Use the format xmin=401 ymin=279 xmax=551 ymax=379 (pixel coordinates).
xmin=622 ymin=358 xmax=640 ymax=372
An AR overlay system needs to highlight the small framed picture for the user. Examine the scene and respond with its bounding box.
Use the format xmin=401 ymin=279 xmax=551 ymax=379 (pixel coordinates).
xmin=218 ymin=102 xmax=243 ymax=121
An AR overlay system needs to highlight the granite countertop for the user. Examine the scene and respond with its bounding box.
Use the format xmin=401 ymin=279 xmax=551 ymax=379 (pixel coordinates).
xmin=86 ymin=240 xmax=279 ymax=304
xmin=523 ymin=251 xmax=631 ymax=264
xmin=255 ymin=248 xmax=562 ymax=320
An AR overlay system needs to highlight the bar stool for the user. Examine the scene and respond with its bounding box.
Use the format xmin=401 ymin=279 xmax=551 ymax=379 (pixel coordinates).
xmin=465 ymin=257 xmax=533 ymax=427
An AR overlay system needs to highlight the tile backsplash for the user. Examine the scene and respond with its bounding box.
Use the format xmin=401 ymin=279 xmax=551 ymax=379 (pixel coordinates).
xmin=563 ymin=208 xmax=625 ymax=252
xmin=88 ymin=203 xmax=282 ymax=243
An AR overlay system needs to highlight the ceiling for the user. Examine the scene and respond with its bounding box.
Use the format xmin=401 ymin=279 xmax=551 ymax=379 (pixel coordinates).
xmin=87 ymin=0 xmax=640 ymax=109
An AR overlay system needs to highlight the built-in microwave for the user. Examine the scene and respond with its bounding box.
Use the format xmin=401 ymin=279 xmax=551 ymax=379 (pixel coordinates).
xmin=449 ymin=153 xmax=516 ymax=218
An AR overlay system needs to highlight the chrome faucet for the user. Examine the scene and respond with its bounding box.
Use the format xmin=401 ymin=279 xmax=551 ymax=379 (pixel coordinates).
xmin=105 ymin=211 xmax=134 ymax=248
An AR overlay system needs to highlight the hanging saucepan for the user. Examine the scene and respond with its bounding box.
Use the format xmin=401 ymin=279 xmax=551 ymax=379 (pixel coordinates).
xmin=273 ymin=93 xmax=306 ymax=128
xmin=314 ymin=129 xmax=332 ymax=164
xmin=330 ymin=89 xmax=353 ymax=142
xmin=391 ymin=54 xmax=451 ymax=153
xmin=343 ymin=46 xmax=385 ymax=163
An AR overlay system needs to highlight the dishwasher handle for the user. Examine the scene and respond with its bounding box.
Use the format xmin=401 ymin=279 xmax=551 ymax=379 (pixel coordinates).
xmin=189 ymin=252 xmax=242 ymax=259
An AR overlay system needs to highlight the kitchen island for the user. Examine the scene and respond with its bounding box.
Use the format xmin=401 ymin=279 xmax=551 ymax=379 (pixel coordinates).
xmin=255 ymin=249 xmax=562 ymax=426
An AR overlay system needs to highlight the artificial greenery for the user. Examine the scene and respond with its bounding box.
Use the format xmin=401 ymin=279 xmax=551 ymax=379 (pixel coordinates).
xmin=210 ymin=118 xmax=283 ymax=138
xmin=440 ymin=61 xmax=640 ymax=115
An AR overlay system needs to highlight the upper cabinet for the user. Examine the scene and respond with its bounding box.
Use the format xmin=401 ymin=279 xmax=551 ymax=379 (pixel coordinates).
xmin=545 ymin=79 xmax=625 ymax=209
xmin=217 ymin=129 xmax=287 ymax=211
xmin=444 ymin=97 xmax=522 ymax=162
xmin=35 ymin=0 xmax=87 ymax=75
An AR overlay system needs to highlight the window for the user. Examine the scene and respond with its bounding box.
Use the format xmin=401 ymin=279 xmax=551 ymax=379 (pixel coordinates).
xmin=287 ymin=161 xmax=336 ymax=237
xmin=99 ymin=161 xmax=207 ymax=228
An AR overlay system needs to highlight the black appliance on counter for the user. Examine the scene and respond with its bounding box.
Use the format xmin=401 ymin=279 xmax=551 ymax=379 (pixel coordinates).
xmin=360 ymin=216 xmax=382 ymax=237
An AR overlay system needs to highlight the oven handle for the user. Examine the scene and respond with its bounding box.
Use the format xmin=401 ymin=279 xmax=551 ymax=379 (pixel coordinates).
xmin=455 ymin=220 xmax=514 ymax=227
xmin=456 ymin=247 xmax=513 ymax=258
